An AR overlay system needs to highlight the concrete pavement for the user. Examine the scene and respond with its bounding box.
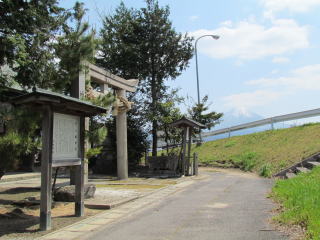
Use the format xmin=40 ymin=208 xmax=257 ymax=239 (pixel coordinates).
xmin=39 ymin=177 xmax=197 ymax=240
xmin=42 ymin=169 xmax=288 ymax=240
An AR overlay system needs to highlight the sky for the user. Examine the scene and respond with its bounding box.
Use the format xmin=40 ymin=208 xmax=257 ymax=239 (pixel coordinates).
xmin=60 ymin=0 xmax=320 ymax=119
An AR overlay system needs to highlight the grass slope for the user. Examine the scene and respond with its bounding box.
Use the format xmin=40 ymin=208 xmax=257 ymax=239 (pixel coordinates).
xmin=271 ymin=167 xmax=320 ymax=239
xmin=194 ymin=123 xmax=320 ymax=176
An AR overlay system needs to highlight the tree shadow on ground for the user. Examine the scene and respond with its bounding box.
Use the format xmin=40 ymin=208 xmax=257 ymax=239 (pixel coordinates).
xmin=0 ymin=208 xmax=40 ymax=237
xmin=0 ymin=187 xmax=39 ymax=195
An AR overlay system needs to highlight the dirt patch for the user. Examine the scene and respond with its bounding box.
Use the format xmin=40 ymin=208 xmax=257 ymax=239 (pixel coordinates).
xmin=0 ymin=186 xmax=103 ymax=239
xmin=0 ymin=187 xmax=40 ymax=202
xmin=200 ymin=167 xmax=260 ymax=179
xmin=0 ymin=203 xmax=103 ymax=239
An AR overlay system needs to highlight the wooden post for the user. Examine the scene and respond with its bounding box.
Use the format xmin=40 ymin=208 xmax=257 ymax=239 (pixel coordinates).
xmin=75 ymin=116 xmax=85 ymax=217
xmin=181 ymin=127 xmax=187 ymax=176
xmin=194 ymin=152 xmax=199 ymax=176
xmin=186 ymin=127 xmax=192 ymax=176
xmin=116 ymin=89 xmax=128 ymax=180
xmin=71 ymin=66 xmax=88 ymax=184
xmin=40 ymin=106 xmax=53 ymax=231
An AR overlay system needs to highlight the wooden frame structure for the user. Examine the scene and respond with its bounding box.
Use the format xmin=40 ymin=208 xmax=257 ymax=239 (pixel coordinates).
xmin=170 ymin=117 xmax=205 ymax=176
xmin=11 ymin=88 xmax=106 ymax=231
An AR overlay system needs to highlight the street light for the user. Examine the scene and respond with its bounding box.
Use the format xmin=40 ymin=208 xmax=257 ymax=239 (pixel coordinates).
xmin=194 ymin=34 xmax=219 ymax=144
xmin=195 ymin=34 xmax=220 ymax=105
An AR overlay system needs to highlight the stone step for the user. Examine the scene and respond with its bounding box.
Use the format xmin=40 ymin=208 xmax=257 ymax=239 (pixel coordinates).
xmin=307 ymin=161 xmax=320 ymax=167
xmin=285 ymin=172 xmax=296 ymax=179
xmin=296 ymin=167 xmax=311 ymax=173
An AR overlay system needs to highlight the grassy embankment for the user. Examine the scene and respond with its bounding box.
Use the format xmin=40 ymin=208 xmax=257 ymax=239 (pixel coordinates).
xmin=193 ymin=122 xmax=320 ymax=177
xmin=271 ymin=167 xmax=320 ymax=239
xmin=192 ymin=122 xmax=320 ymax=239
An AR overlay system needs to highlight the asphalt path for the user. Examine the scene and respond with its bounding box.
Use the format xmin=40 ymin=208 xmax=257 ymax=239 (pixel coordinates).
xmin=84 ymin=169 xmax=288 ymax=240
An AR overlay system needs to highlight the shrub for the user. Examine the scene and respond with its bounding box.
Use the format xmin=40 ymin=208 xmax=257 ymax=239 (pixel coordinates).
xmin=0 ymin=131 xmax=21 ymax=178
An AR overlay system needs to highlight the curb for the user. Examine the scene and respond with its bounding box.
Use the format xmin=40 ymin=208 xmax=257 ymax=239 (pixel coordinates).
xmin=84 ymin=196 xmax=140 ymax=210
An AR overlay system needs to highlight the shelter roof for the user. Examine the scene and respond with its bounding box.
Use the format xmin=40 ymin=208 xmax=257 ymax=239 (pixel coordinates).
xmin=170 ymin=117 xmax=206 ymax=129
xmin=10 ymin=88 xmax=106 ymax=116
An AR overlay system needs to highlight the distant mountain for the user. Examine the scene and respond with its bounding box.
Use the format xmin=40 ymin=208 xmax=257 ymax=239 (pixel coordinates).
xmin=215 ymin=109 xmax=263 ymax=130
xmin=203 ymin=109 xmax=269 ymax=141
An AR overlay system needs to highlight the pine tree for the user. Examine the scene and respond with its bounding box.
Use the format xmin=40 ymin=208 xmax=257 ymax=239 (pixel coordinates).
xmin=188 ymin=95 xmax=223 ymax=131
xmin=98 ymin=0 xmax=194 ymax=156
xmin=54 ymin=2 xmax=97 ymax=93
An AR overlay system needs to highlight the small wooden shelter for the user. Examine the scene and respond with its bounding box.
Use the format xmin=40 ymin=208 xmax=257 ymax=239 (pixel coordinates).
xmin=170 ymin=117 xmax=206 ymax=176
xmin=11 ymin=88 xmax=106 ymax=231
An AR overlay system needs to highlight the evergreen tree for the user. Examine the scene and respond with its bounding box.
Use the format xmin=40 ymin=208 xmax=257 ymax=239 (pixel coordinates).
xmin=188 ymin=95 xmax=223 ymax=131
xmin=157 ymin=88 xmax=183 ymax=154
xmin=98 ymin=0 xmax=194 ymax=156
xmin=0 ymin=0 xmax=68 ymax=88
xmin=54 ymin=2 xmax=97 ymax=93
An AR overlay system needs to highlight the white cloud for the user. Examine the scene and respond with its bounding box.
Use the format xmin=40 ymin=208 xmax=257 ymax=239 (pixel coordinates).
xmin=272 ymin=57 xmax=290 ymax=63
xmin=262 ymin=0 xmax=320 ymax=13
xmin=247 ymin=64 xmax=320 ymax=90
xmin=220 ymin=20 xmax=232 ymax=27
xmin=189 ymin=15 xmax=199 ymax=21
xmin=222 ymin=90 xmax=289 ymax=113
xmin=191 ymin=18 xmax=309 ymax=60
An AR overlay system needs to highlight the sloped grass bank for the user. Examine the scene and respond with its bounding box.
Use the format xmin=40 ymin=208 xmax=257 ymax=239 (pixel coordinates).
xmin=195 ymin=123 xmax=320 ymax=176
xmin=271 ymin=167 xmax=320 ymax=239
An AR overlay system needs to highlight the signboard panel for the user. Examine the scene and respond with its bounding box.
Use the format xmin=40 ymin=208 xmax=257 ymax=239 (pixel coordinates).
xmin=52 ymin=113 xmax=80 ymax=165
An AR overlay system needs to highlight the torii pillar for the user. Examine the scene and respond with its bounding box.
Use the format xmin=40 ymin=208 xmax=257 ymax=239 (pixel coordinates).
xmin=79 ymin=62 xmax=138 ymax=180
xmin=115 ymin=89 xmax=128 ymax=179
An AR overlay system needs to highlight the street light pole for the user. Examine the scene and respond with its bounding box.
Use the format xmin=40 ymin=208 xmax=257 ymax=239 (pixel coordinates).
xmin=194 ymin=34 xmax=219 ymax=144
xmin=195 ymin=34 xmax=220 ymax=106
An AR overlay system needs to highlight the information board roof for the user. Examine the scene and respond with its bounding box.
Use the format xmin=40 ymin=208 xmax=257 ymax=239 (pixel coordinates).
xmin=10 ymin=88 xmax=107 ymax=116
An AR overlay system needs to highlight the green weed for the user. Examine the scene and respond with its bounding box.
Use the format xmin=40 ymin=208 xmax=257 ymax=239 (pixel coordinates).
xmin=224 ymin=140 xmax=236 ymax=148
xmin=232 ymin=151 xmax=258 ymax=171
xmin=259 ymin=164 xmax=272 ymax=177
xmin=271 ymin=167 xmax=320 ymax=239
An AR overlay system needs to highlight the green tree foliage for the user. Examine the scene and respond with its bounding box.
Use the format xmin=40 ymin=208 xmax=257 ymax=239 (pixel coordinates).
xmin=0 ymin=105 xmax=41 ymax=179
xmin=54 ymin=2 xmax=97 ymax=92
xmin=157 ymin=89 xmax=183 ymax=154
xmin=98 ymin=2 xmax=140 ymax=79
xmin=188 ymin=95 xmax=223 ymax=131
xmin=98 ymin=0 xmax=194 ymax=156
xmin=0 ymin=0 xmax=67 ymax=88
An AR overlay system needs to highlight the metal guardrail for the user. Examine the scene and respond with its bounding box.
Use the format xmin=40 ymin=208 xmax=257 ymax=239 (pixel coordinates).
xmin=202 ymin=108 xmax=320 ymax=138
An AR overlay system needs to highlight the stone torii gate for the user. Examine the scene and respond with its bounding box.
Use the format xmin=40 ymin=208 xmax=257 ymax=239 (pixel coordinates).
xmin=72 ymin=62 xmax=139 ymax=180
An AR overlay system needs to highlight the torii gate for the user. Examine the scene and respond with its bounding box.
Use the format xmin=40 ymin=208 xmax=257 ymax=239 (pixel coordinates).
xmin=71 ymin=62 xmax=139 ymax=180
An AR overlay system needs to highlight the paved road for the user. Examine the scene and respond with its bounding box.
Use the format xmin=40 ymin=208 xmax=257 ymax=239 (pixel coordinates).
xmin=84 ymin=170 xmax=288 ymax=240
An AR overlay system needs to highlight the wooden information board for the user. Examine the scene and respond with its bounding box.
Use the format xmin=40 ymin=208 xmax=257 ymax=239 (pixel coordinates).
xmin=52 ymin=113 xmax=81 ymax=166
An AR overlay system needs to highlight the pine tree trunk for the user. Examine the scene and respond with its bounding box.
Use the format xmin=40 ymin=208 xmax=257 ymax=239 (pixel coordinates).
xmin=152 ymin=120 xmax=158 ymax=157
xmin=151 ymin=69 xmax=158 ymax=156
